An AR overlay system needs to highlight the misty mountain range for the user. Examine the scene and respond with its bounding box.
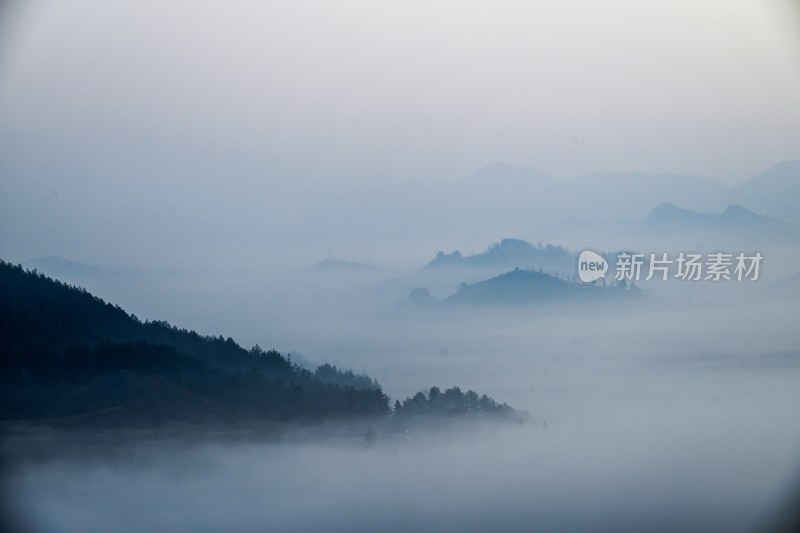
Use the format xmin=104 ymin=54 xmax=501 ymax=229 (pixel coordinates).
xmin=13 ymin=160 xmax=799 ymax=322
xmin=305 ymin=160 xmax=800 ymax=247
xmin=458 ymin=160 xmax=800 ymax=224
xmin=11 ymin=160 xmax=799 ymax=283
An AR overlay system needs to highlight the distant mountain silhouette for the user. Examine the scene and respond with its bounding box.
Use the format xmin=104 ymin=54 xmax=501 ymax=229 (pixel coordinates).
xmin=562 ymin=171 xmax=731 ymax=220
xmin=736 ymin=160 xmax=800 ymax=223
xmin=644 ymin=203 xmax=788 ymax=234
xmin=425 ymin=238 xmax=573 ymax=274
xmin=372 ymin=239 xmax=578 ymax=303
xmin=465 ymin=165 xmax=730 ymax=220
xmin=303 ymin=160 xmax=798 ymax=243
xmin=444 ymin=269 xmax=638 ymax=306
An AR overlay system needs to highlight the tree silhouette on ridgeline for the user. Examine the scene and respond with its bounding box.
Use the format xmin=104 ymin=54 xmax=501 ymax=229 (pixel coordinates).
xmin=392 ymin=386 xmax=527 ymax=424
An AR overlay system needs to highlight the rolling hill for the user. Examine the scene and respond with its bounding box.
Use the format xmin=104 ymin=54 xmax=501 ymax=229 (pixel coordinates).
xmin=444 ymin=269 xmax=639 ymax=306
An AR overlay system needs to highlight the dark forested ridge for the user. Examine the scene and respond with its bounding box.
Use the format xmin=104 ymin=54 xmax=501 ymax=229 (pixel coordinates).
xmin=1 ymin=259 xmax=282 ymax=373
xmin=0 ymin=260 xmax=524 ymax=428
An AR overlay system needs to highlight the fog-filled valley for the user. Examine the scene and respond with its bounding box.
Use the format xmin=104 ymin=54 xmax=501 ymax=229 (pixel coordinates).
xmin=3 ymin=1 xmax=800 ymax=531
xmin=4 ymin=196 xmax=800 ymax=531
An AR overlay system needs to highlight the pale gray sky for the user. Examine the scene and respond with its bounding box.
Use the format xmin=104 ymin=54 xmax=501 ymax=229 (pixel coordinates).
xmin=1 ymin=0 xmax=798 ymax=188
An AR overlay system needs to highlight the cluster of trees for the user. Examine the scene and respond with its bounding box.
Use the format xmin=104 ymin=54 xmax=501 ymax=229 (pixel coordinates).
xmin=392 ymin=386 xmax=521 ymax=421
xmin=314 ymin=363 xmax=380 ymax=391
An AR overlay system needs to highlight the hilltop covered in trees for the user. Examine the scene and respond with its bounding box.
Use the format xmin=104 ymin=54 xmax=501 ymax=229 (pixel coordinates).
xmin=0 ymin=260 xmax=524 ymax=429
xmin=424 ymin=238 xmax=573 ymax=274
xmin=444 ymin=268 xmax=640 ymax=306
xmin=393 ymin=386 xmax=524 ymax=421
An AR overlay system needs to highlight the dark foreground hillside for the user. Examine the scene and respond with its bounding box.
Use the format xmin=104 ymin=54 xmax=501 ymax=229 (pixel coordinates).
xmin=0 ymin=260 xmax=524 ymax=429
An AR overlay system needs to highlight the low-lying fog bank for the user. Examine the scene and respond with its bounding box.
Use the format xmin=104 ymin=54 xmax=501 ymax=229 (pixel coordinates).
xmin=3 ymin=251 xmax=799 ymax=532
xmin=4 ymin=348 xmax=800 ymax=533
